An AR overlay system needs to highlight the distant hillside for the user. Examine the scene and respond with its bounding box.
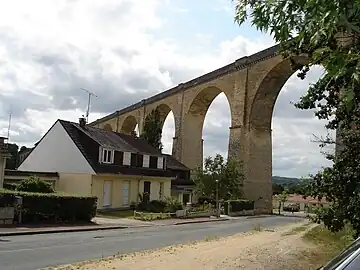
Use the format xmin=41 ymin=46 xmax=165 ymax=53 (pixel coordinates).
xmin=272 ymin=176 xmax=302 ymax=187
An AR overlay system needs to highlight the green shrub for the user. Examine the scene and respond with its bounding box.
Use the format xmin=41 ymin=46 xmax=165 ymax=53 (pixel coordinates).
xmin=0 ymin=189 xmax=97 ymax=224
xmin=164 ymin=197 xmax=183 ymax=213
xmin=146 ymin=200 xmax=167 ymax=212
xmin=16 ymin=176 xmax=54 ymax=193
xmin=224 ymin=199 xmax=254 ymax=214
xmin=3 ymin=182 xmax=18 ymax=191
xmin=0 ymin=192 xmax=15 ymax=207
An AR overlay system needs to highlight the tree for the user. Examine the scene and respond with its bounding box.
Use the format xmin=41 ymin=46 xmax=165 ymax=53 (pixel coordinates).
xmin=5 ymin=143 xmax=19 ymax=170
xmin=233 ymin=0 xmax=360 ymax=235
xmin=193 ymin=154 xmax=244 ymax=201
xmin=272 ymin=183 xmax=284 ymax=195
xmin=277 ymin=190 xmax=289 ymax=215
xmin=140 ymin=108 xmax=163 ymax=151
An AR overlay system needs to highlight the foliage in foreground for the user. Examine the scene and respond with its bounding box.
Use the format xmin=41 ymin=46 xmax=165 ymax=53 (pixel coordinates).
xmin=233 ymin=0 xmax=360 ymax=235
xmin=139 ymin=108 xmax=163 ymax=151
xmin=193 ymin=154 xmax=244 ymax=201
xmin=0 ymin=189 xmax=97 ymax=224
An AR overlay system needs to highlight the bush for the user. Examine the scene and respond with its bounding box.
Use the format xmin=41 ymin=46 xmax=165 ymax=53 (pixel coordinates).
xmin=164 ymin=197 xmax=183 ymax=213
xmin=146 ymin=200 xmax=167 ymax=212
xmin=283 ymin=203 xmax=300 ymax=212
xmin=0 ymin=192 xmax=15 ymax=207
xmin=3 ymin=182 xmax=18 ymax=191
xmin=0 ymin=189 xmax=97 ymax=224
xmin=135 ymin=196 xmax=183 ymax=213
xmin=16 ymin=176 xmax=54 ymax=193
xmin=224 ymin=199 xmax=254 ymax=215
xmin=198 ymin=196 xmax=215 ymax=205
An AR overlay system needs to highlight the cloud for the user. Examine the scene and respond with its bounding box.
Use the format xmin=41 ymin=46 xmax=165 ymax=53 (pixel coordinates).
xmin=0 ymin=0 xmax=332 ymax=177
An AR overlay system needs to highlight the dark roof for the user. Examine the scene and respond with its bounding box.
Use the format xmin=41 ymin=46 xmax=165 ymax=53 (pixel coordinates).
xmin=58 ymin=119 xmax=173 ymax=177
xmin=5 ymin=169 xmax=58 ymax=178
xmin=164 ymin=154 xmax=190 ymax=171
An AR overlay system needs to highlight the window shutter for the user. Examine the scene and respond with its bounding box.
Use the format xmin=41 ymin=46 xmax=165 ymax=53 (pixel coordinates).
xmin=157 ymin=157 xmax=164 ymax=169
xmin=123 ymin=152 xmax=131 ymax=166
xmin=143 ymin=155 xmax=150 ymax=168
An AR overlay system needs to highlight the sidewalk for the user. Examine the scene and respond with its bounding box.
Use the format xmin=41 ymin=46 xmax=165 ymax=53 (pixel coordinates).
xmin=0 ymin=216 xmax=230 ymax=237
xmin=0 ymin=223 xmax=128 ymax=237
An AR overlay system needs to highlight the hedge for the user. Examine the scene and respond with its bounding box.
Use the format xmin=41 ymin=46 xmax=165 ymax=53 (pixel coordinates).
xmin=0 ymin=189 xmax=97 ymax=224
xmin=0 ymin=191 xmax=15 ymax=207
xmin=224 ymin=199 xmax=254 ymax=215
xmin=3 ymin=182 xmax=18 ymax=191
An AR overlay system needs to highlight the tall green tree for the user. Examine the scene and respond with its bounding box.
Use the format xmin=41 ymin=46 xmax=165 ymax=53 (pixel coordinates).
xmin=233 ymin=0 xmax=360 ymax=234
xmin=5 ymin=143 xmax=19 ymax=170
xmin=140 ymin=108 xmax=163 ymax=151
xmin=193 ymin=154 xmax=244 ymax=201
xmin=272 ymin=183 xmax=284 ymax=195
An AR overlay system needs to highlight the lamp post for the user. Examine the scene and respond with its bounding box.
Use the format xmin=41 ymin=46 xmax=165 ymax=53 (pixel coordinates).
xmin=215 ymin=179 xmax=219 ymax=218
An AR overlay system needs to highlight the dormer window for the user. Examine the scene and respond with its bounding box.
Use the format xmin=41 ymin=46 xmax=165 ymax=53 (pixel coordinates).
xmin=101 ymin=148 xmax=114 ymax=164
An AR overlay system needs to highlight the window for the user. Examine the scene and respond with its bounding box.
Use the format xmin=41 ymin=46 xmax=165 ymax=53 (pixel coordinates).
xmin=101 ymin=148 xmax=114 ymax=164
xmin=159 ymin=182 xmax=164 ymax=200
xmin=123 ymin=152 xmax=131 ymax=166
xmin=130 ymin=153 xmax=137 ymax=166
xmin=149 ymin=156 xmax=157 ymax=169
xmin=157 ymin=157 xmax=164 ymax=169
xmin=143 ymin=155 xmax=150 ymax=168
xmin=144 ymin=181 xmax=151 ymax=193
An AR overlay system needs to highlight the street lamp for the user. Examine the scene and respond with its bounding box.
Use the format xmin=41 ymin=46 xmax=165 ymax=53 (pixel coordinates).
xmin=215 ymin=179 xmax=219 ymax=218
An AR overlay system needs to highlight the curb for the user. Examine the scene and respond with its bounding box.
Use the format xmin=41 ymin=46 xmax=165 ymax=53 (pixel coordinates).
xmin=0 ymin=225 xmax=129 ymax=237
xmin=173 ymin=218 xmax=230 ymax=225
xmin=246 ymin=215 xmax=272 ymax=219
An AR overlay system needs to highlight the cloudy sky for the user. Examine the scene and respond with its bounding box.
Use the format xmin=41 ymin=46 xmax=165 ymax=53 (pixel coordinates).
xmin=0 ymin=0 xmax=333 ymax=177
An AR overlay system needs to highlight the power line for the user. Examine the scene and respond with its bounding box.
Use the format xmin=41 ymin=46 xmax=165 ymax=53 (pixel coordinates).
xmin=80 ymin=88 xmax=98 ymax=123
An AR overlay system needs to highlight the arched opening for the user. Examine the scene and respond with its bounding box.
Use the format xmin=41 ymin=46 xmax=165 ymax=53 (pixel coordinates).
xmin=120 ymin=115 xmax=138 ymax=134
xmin=248 ymin=56 xmax=332 ymax=212
xmin=182 ymin=86 xmax=232 ymax=171
xmin=154 ymin=104 xmax=175 ymax=155
xmin=203 ymin=93 xmax=231 ymax=160
xmin=271 ymin=64 xmax=333 ymax=177
xmin=103 ymin=124 xmax=113 ymax=132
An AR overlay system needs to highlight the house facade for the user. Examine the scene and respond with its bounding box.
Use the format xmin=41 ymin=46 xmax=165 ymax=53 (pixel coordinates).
xmin=18 ymin=118 xmax=177 ymax=209
xmin=273 ymin=194 xmax=329 ymax=213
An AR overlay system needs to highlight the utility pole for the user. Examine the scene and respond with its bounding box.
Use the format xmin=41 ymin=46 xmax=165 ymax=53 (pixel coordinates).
xmin=215 ymin=179 xmax=220 ymax=218
xmin=80 ymin=88 xmax=98 ymax=123
xmin=7 ymin=107 xmax=12 ymax=142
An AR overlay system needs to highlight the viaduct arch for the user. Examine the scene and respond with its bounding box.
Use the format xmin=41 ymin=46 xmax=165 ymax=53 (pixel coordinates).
xmin=89 ymin=44 xmax=310 ymax=213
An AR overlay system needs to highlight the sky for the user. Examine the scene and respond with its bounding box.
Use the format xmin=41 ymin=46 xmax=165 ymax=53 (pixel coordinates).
xmin=0 ymin=0 xmax=334 ymax=178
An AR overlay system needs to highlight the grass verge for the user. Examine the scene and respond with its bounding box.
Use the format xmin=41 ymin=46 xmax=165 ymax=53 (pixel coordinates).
xmin=299 ymin=224 xmax=354 ymax=269
xmin=97 ymin=210 xmax=135 ymax=219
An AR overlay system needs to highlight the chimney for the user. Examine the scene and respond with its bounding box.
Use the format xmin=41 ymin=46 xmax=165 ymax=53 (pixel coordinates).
xmin=79 ymin=117 xmax=86 ymax=128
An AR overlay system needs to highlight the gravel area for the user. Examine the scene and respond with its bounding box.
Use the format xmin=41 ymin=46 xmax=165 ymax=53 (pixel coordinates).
xmin=44 ymin=221 xmax=318 ymax=270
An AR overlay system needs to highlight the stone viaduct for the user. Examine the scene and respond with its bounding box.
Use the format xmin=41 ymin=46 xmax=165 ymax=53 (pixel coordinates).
xmin=89 ymin=44 xmax=308 ymax=213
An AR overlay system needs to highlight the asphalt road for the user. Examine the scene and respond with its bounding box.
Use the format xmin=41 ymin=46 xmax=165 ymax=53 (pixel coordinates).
xmin=0 ymin=216 xmax=303 ymax=270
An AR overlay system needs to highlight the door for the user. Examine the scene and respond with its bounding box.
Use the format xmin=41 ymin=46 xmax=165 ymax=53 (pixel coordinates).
xmin=103 ymin=181 xmax=112 ymax=207
xmin=123 ymin=181 xmax=130 ymax=206
xmin=183 ymin=193 xmax=190 ymax=205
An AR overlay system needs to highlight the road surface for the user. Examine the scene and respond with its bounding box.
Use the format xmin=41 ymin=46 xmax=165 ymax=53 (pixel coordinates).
xmin=0 ymin=216 xmax=303 ymax=270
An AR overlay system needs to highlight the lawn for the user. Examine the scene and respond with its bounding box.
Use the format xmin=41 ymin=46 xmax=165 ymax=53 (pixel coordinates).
xmin=97 ymin=210 xmax=135 ymax=219
xmin=300 ymin=224 xmax=355 ymax=268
